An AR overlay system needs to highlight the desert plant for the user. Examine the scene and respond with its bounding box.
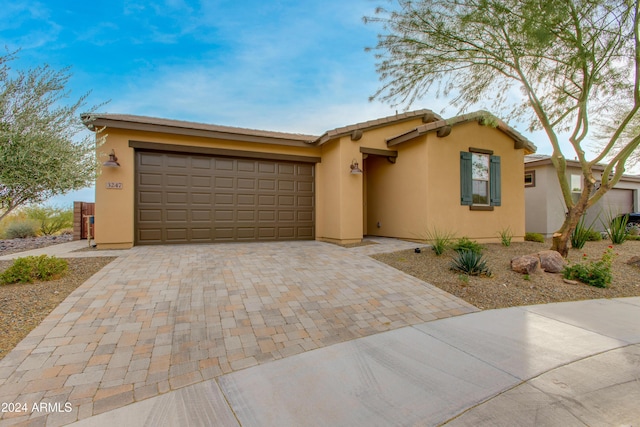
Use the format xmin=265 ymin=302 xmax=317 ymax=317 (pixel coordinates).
xmin=498 ymin=227 xmax=513 ymax=247
xmin=602 ymin=211 xmax=629 ymax=244
xmin=585 ymin=230 xmax=603 ymax=241
xmin=450 ymin=250 xmax=492 ymax=276
xmin=0 ymin=255 xmax=68 ymax=284
xmin=425 ymin=228 xmax=454 ymax=255
xmin=563 ymin=247 xmax=615 ymax=288
xmin=4 ymin=220 xmax=39 ymax=239
xmin=571 ymin=216 xmax=592 ymax=250
xmin=452 ymin=237 xmax=483 ymax=254
xmin=524 ymin=232 xmax=545 ymax=243
xmin=24 ymin=205 xmax=73 ymax=236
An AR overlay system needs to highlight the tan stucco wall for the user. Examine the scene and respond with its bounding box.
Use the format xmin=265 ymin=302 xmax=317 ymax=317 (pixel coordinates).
xmin=365 ymin=138 xmax=428 ymax=240
xmin=316 ymin=117 xmax=430 ymax=244
xmin=95 ymin=128 xmax=321 ymax=248
xmin=425 ymin=121 xmax=527 ymax=243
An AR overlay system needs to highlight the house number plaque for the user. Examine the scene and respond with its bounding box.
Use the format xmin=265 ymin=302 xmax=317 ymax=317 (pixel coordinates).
xmin=106 ymin=182 xmax=123 ymax=189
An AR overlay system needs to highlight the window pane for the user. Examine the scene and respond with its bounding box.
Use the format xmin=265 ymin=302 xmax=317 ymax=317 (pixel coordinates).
xmin=472 ymin=154 xmax=489 ymax=180
xmin=571 ymin=174 xmax=581 ymax=192
xmin=472 ymin=180 xmax=488 ymax=204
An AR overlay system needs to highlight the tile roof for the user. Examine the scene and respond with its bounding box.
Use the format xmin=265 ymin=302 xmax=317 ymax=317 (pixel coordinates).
xmin=386 ymin=110 xmax=537 ymax=154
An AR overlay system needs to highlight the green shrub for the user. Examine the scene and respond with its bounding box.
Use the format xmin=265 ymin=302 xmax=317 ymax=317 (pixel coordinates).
xmin=452 ymin=237 xmax=483 ymax=254
xmin=450 ymin=250 xmax=492 ymax=276
xmin=426 ymin=228 xmax=454 ymax=256
xmin=571 ymin=216 xmax=592 ymax=250
xmin=4 ymin=220 xmax=39 ymax=239
xmin=24 ymin=205 xmax=73 ymax=236
xmin=498 ymin=227 xmax=513 ymax=247
xmin=524 ymin=232 xmax=545 ymax=243
xmin=563 ymin=247 xmax=615 ymax=288
xmin=604 ymin=212 xmax=628 ymax=245
xmin=627 ymin=234 xmax=640 ymax=241
xmin=0 ymin=255 xmax=68 ymax=284
xmin=585 ymin=230 xmax=603 ymax=241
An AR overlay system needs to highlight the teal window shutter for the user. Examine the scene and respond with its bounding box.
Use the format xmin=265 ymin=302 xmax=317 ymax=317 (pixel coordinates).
xmin=490 ymin=155 xmax=501 ymax=206
xmin=460 ymin=152 xmax=472 ymax=205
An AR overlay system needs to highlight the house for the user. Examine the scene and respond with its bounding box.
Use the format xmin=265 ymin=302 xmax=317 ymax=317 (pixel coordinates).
xmin=85 ymin=110 xmax=536 ymax=249
xmin=524 ymin=155 xmax=640 ymax=236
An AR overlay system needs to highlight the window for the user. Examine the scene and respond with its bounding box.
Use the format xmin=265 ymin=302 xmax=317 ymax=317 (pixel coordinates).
xmin=472 ymin=153 xmax=490 ymax=204
xmin=571 ymin=174 xmax=582 ymax=193
xmin=524 ymin=170 xmax=535 ymax=187
xmin=460 ymin=150 xmax=501 ymax=209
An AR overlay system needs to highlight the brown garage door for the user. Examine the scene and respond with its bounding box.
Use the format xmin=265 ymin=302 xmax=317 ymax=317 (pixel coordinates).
xmin=584 ymin=188 xmax=634 ymax=231
xmin=135 ymin=151 xmax=315 ymax=244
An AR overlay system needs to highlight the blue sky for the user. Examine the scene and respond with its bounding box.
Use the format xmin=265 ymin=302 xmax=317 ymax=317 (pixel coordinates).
xmin=2 ymin=0 xmax=557 ymax=207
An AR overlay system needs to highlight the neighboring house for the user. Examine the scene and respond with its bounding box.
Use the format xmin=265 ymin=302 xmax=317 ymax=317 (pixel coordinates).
xmin=85 ymin=110 xmax=536 ymax=249
xmin=524 ymin=155 xmax=640 ymax=236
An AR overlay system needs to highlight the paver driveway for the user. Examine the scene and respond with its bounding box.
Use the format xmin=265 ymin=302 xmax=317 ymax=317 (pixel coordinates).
xmin=0 ymin=238 xmax=477 ymax=426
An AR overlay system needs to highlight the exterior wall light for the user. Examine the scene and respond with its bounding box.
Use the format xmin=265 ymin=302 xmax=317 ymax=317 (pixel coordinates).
xmin=350 ymin=159 xmax=363 ymax=174
xmin=103 ymin=149 xmax=120 ymax=168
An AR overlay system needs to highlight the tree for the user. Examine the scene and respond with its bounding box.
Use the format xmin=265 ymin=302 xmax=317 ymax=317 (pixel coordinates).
xmin=365 ymin=0 xmax=639 ymax=256
xmin=0 ymin=53 xmax=102 ymax=222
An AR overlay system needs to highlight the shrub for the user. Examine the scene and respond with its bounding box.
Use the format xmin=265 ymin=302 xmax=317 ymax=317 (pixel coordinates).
xmin=0 ymin=255 xmax=68 ymax=284
xmin=498 ymin=227 xmax=513 ymax=247
xmin=524 ymin=232 xmax=545 ymax=243
xmin=604 ymin=213 xmax=629 ymax=244
xmin=571 ymin=216 xmax=592 ymax=250
xmin=425 ymin=228 xmax=454 ymax=255
xmin=24 ymin=205 xmax=73 ymax=236
xmin=4 ymin=220 xmax=39 ymax=239
xmin=450 ymin=250 xmax=492 ymax=276
xmin=452 ymin=237 xmax=483 ymax=254
xmin=585 ymin=229 xmax=602 ymax=241
xmin=562 ymin=247 xmax=615 ymax=288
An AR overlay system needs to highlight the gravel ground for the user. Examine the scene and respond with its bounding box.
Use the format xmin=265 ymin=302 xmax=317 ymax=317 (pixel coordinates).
xmin=0 ymin=236 xmax=116 ymax=359
xmin=372 ymin=239 xmax=640 ymax=310
xmin=0 ymin=234 xmax=73 ymax=256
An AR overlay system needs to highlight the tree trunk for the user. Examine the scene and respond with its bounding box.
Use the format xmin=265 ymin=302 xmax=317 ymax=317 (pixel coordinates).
xmin=550 ymin=202 xmax=588 ymax=257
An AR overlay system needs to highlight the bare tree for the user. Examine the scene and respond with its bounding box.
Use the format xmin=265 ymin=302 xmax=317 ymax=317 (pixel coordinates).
xmin=366 ymin=0 xmax=639 ymax=256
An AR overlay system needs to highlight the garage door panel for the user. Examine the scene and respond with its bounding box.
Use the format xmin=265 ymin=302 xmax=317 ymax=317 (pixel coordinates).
xmin=191 ymin=210 xmax=211 ymax=222
xmin=259 ymin=179 xmax=276 ymax=190
xmin=215 ymin=158 xmax=234 ymax=170
xmin=215 ymin=177 xmax=234 ymax=189
xmin=166 ymin=210 xmax=188 ymax=222
xmin=237 ymin=210 xmax=255 ymax=221
xmin=191 ymin=228 xmax=212 ymax=240
xmin=191 ymin=193 xmax=211 ymax=205
xmin=166 ymin=192 xmax=188 ymax=204
xmin=192 ymin=157 xmax=211 ymax=169
xmin=167 ymin=155 xmax=188 ymax=168
xmin=136 ymin=151 xmax=314 ymax=244
xmin=191 ymin=175 xmax=211 ymax=188
xmin=166 ymin=174 xmax=188 ymax=187
xmin=140 ymin=173 xmax=162 ymax=186
xmin=166 ymin=228 xmax=188 ymax=241
xmin=139 ymin=191 xmax=162 ymax=204
xmin=585 ymin=188 xmax=634 ymax=231
xmin=139 ymin=210 xmax=162 ymax=222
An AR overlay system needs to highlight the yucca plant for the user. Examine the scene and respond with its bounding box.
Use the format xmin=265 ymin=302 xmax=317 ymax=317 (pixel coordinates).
xmin=571 ymin=215 xmax=592 ymax=249
xmin=602 ymin=210 xmax=629 ymax=244
xmin=425 ymin=228 xmax=454 ymax=256
xmin=450 ymin=250 xmax=492 ymax=276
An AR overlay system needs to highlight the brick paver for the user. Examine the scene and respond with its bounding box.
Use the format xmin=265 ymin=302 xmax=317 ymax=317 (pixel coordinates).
xmin=0 ymin=238 xmax=477 ymax=426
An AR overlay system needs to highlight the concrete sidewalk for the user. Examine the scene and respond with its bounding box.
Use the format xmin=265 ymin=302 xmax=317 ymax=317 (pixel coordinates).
xmin=68 ymin=297 xmax=640 ymax=426
xmin=0 ymin=240 xmax=133 ymax=260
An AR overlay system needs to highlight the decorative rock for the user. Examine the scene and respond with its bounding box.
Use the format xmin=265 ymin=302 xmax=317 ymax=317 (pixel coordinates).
xmin=537 ymin=250 xmax=566 ymax=273
xmin=510 ymin=255 xmax=541 ymax=274
xmin=626 ymin=256 xmax=640 ymax=268
xmin=563 ymin=278 xmax=579 ymax=285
